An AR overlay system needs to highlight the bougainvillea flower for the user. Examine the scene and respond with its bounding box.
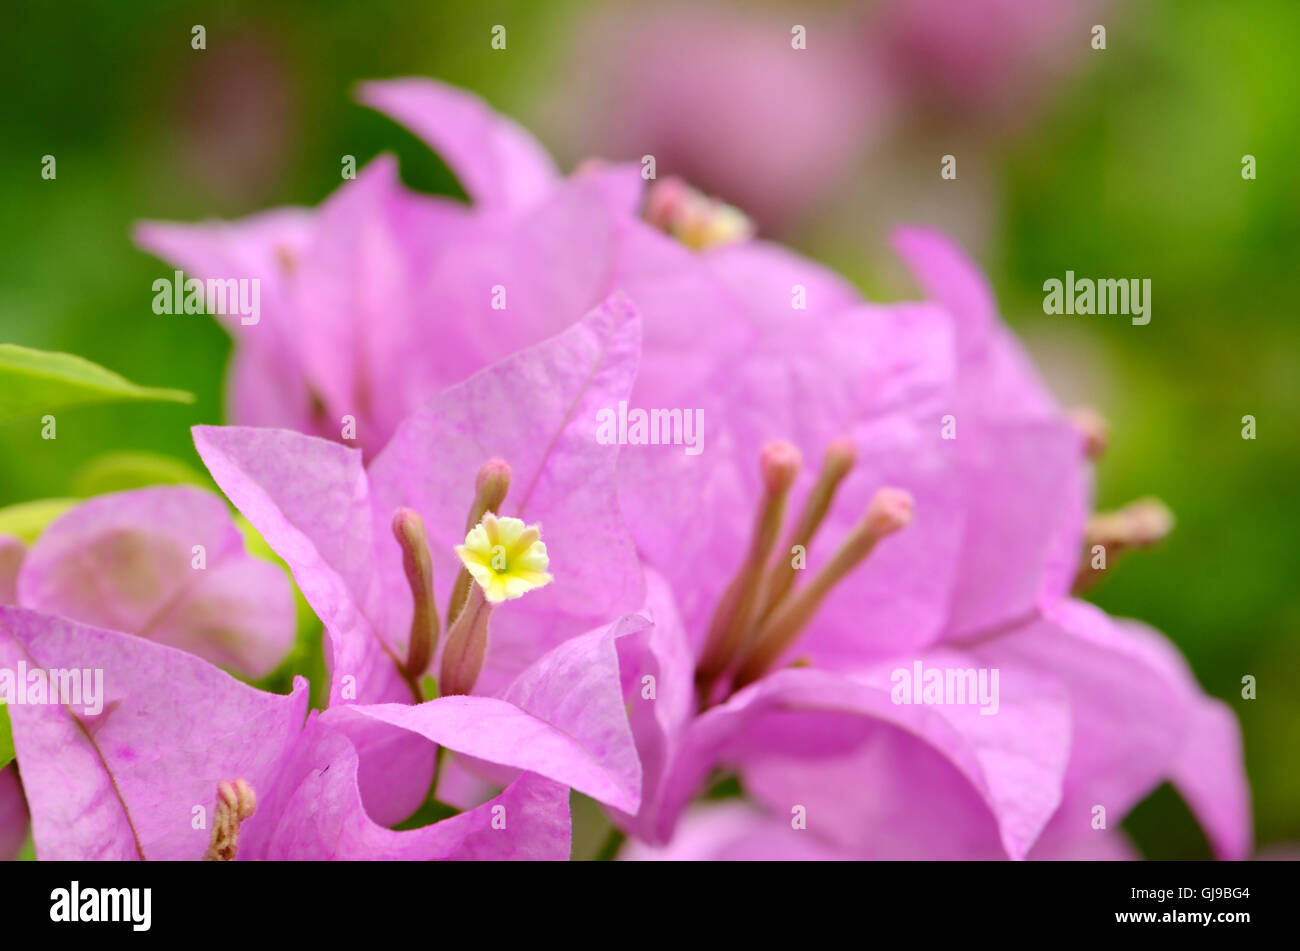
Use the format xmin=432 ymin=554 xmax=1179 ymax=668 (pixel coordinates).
xmin=0 ymin=606 xmax=574 ymax=859
xmin=137 ymin=79 xmax=873 ymax=455
xmin=193 ymin=299 xmax=655 ymax=825
xmin=995 ymin=601 xmax=1250 ymax=861
xmin=243 ymin=714 xmax=570 ymax=860
xmin=356 ymin=80 xmax=1086 ymax=664
xmin=2 ymin=486 xmax=296 ymax=679
xmin=622 ymin=231 xmax=1247 ymax=860
xmin=135 ymin=80 xmax=631 ymax=457
xmin=582 ymin=223 xmax=1240 ymax=858
xmin=140 ymin=82 xmax=1063 ymax=856
xmin=648 ymin=598 xmax=1248 ymax=859
xmin=0 ymin=487 xmax=297 ymax=859
xmin=0 ymin=607 xmax=307 ymax=859
xmin=887 ymin=226 xmax=1091 ymax=639
xmin=136 ymin=158 xmax=476 ymax=456
xmin=647 ymin=656 xmax=1073 ymax=860
xmin=136 ymin=79 xmax=1247 ymax=860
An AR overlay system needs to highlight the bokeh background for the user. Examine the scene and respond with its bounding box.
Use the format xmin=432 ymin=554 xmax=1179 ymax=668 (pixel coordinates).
xmin=1 ymin=0 xmax=1295 ymax=858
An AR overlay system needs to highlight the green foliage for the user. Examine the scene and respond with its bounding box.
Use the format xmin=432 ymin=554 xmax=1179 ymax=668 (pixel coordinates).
xmin=0 ymin=344 xmax=192 ymax=422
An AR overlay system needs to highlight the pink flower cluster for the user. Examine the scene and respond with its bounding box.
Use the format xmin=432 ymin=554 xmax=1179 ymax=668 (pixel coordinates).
xmin=0 ymin=79 xmax=1247 ymax=861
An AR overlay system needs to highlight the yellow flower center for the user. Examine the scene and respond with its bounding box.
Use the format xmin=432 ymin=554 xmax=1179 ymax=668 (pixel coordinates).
xmin=455 ymin=511 xmax=553 ymax=604
xmin=644 ymin=177 xmax=754 ymax=251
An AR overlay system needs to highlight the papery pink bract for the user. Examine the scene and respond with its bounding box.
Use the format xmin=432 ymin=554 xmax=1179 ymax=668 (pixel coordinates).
xmin=137 ymin=159 xmax=475 ymax=456
xmin=0 ymin=607 xmax=307 ymax=859
xmin=241 ymin=716 xmax=570 ymax=860
xmin=997 ymin=601 xmax=1251 ymax=860
xmin=652 ymin=660 xmax=1070 ymax=860
xmin=12 ymin=487 xmax=295 ymax=679
xmin=193 ymin=300 xmax=655 ymax=825
xmin=0 ymin=606 xmax=581 ymax=860
xmin=635 ymin=229 xmax=1248 ymax=859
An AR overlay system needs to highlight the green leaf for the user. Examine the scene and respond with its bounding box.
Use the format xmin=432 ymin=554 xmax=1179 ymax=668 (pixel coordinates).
xmin=70 ymin=450 xmax=209 ymax=497
xmin=0 ymin=343 xmax=193 ymax=422
xmin=0 ymin=704 xmax=14 ymax=771
xmin=0 ymin=498 xmax=78 ymax=544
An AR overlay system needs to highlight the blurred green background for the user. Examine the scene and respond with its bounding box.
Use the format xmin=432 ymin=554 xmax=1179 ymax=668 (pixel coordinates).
xmin=0 ymin=0 xmax=1295 ymax=858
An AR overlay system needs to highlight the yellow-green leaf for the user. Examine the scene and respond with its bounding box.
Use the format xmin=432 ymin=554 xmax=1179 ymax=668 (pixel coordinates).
xmin=0 ymin=343 xmax=193 ymax=422
xmin=0 ymin=498 xmax=78 ymax=544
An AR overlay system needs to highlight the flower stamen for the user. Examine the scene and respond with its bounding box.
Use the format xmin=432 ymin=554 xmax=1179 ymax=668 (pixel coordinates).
xmin=732 ymin=487 xmax=914 ymax=692
xmin=644 ymin=176 xmax=755 ymax=251
xmin=392 ymin=507 xmax=439 ymax=684
xmin=1068 ymin=406 xmax=1110 ymax=460
xmin=695 ymin=441 xmax=802 ymax=703
xmin=1072 ymin=496 xmax=1173 ymax=592
xmin=203 ymin=778 xmax=256 ymax=862
xmin=755 ymin=437 xmax=858 ymax=627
